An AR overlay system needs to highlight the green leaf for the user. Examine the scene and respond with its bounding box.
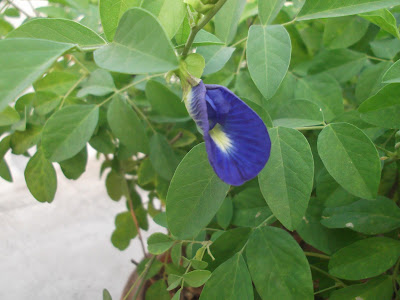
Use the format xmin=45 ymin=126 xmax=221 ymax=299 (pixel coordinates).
xmin=42 ymin=105 xmax=99 ymax=162
xmin=145 ymin=280 xmax=170 ymax=300
xmin=6 ymin=18 xmax=105 ymax=49
xmin=232 ymin=186 xmax=272 ymax=227
xmin=321 ymin=197 xmax=400 ymax=234
xmin=0 ymin=106 xmax=20 ymax=126
xmin=171 ymin=290 xmax=181 ymax=300
xmin=89 ymin=127 xmax=116 ymax=154
xmin=145 ymin=80 xmax=188 ymax=122
xmin=297 ymin=197 xmax=360 ymax=255
xmin=259 ymin=127 xmax=314 ymax=230
xmin=34 ymin=71 xmax=80 ymax=96
xmin=246 ymin=226 xmax=313 ymax=300
xmin=358 ymin=83 xmax=400 ymax=129
xmin=147 ymin=233 xmax=175 ymax=255
xmin=184 ymin=53 xmax=205 ymax=78
xmin=317 ymin=123 xmax=381 ymax=199
xmin=330 ymin=276 xmax=393 ymax=300
xmin=183 ymin=270 xmax=211 ymax=287
xmin=99 ymin=0 xmax=140 ymax=41
xmin=24 ymin=149 xmax=57 ymax=203
xmin=370 ymin=39 xmax=400 ymax=59
xmin=297 ymin=0 xmax=399 ymax=20
xmin=167 ymin=129 xmax=197 ymax=148
xmin=10 ymin=124 xmax=42 ymax=155
xmin=142 ymin=0 xmax=186 ymax=39
xmin=137 ymin=258 xmax=163 ymax=279
xmin=323 ymin=16 xmax=369 ymax=49
xmin=361 ymin=9 xmax=400 ymax=39
xmin=171 ymin=242 xmax=182 ymax=266
xmin=273 ymin=99 xmax=324 ymax=128
xmin=329 ymin=237 xmax=400 ymax=280
xmin=216 ymin=197 xmax=233 ymax=229
xmin=106 ymin=170 xmax=124 ymax=201
xmin=259 ymin=0 xmax=285 ymax=25
xmin=214 ymin=0 xmax=246 ymax=44
xmin=308 ymin=49 xmax=367 ymax=83
xmin=235 ymin=71 xmax=264 ymax=106
xmin=107 ymin=95 xmax=149 ymax=154
xmin=102 ymin=289 xmax=112 ymax=300
xmin=77 ymin=69 xmax=115 ymax=97
xmin=355 ymin=61 xmax=391 ymax=104
xmin=166 ymin=143 xmax=230 ymax=239
xmin=205 ymin=227 xmax=251 ymax=270
xmin=0 ymin=38 xmax=73 ymax=110
xmin=94 ymin=8 xmax=178 ymax=74
xmin=295 ymin=74 xmax=343 ymax=122
xmin=149 ymin=133 xmax=180 ymax=181
xmin=197 ymin=46 xmax=235 ymax=76
xmin=111 ymin=211 xmax=137 ymax=250
xmin=4 ymin=7 xmax=20 ymax=17
xmin=316 ymin=168 xmax=358 ymax=208
xmin=247 ymin=25 xmax=291 ymax=100
xmin=33 ymin=92 xmax=61 ymax=116
xmin=200 ymin=253 xmax=253 ymax=300
xmin=0 ymin=159 xmax=12 ymax=182
xmin=0 ymin=18 xmax=14 ymax=37
xmin=383 ymin=59 xmax=400 ymax=83
xmin=59 ymin=147 xmax=87 ymax=180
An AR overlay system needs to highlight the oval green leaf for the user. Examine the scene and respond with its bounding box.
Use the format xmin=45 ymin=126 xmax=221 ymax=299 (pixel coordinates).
xmin=317 ymin=123 xmax=381 ymax=200
xmin=42 ymin=104 xmax=99 ymax=162
xmin=200 ymin=253 xmax=253 ymax=300
xmin=259 ymin=127 xmax=314 ymax=230
xmin=94 ymin=8 xmax=178 ymax=74
xmin=24 ymin=149 xmax=57 ymax=203
xmin=247 ymin=25 xmax=291 ymax=100
xmin=246 ymin=226 xmax=313 ymax=300
xmin=166 ymin=143 xmax=230 ymax=239
xmin=329 ymin=237 xmax=400 ymax=280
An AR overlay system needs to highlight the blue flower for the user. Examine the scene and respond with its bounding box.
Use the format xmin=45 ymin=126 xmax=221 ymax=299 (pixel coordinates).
xmin=185 ymin=80 xmax=271 ymax=186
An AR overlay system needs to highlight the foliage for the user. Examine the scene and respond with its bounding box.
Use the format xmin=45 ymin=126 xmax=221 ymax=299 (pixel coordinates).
xmin=1 ymin=0 xmax=400 ymax=299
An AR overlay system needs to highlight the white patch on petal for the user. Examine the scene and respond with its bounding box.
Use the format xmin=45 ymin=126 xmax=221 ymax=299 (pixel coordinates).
xmin=209 ymin=124 xmax=233 ymax=153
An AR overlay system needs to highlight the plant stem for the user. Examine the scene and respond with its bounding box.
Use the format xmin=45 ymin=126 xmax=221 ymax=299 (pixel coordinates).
xmin=304 ymin=252 xmax=330 ymax=260
xmin=97 ymin=73 xmax=164 ymax=107
xmin=295 ymin=125 xmax=326 ymax=131
xmin=7 ymin=0 xmax=31 ymax=18
xmin=310 ymin=265 xmax=346 ymax=287
xmin=71 ymin=54 xmax=91 ymax=74
xmin=122 ymin=176 xmax=147 ymax=256
xmin=367 ymin=55 xmax=392 ymax=62
xmin=231 ymin=36 xmax=248 ymax=48
xmin=282 ymin=18 xmax=297 ymax=26
xmin=126 ymin=97 xmax=156 ymax=134
xmin=235 ymin=44 xmax=247 ymax=75
xmin=256 ymin=214 xmax=277 ymax=229
xmin=122 ymin=255 xmax=156 ymax=300
xmin=58 ymin=75 xmax=88 ymax=109
xmin=314 ymin=284 xmax=340 ymax=295
xmin=392 ymin=256 xmax=400 ymax=296
xmin=182 ymin=0 xmax=228 ymax=57
xmin=27 ymin=0 xmax=39 ymax=17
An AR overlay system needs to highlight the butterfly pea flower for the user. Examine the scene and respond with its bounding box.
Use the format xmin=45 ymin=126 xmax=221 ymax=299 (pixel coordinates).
xmin=185 ymin=80 xmax=271 ymax=186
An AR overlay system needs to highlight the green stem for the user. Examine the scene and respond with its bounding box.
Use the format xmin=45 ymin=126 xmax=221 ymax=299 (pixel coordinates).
xmin=182 ymin=0 xmax=228 ymax=56
xmin=71 ymin=54 xmax=91 ymax=74
xmin=231 ymin=36 xmax=248 ymax=48
xmin=58 ymin=75 xmax=88 ymax=109
xmin=310 ymin=265 xmax=346 ymax=287
xmin=282 ymin=18 xmax=297 ymax=26
xmin=126 ymin=97 xmax=156 ymax=134
xmin=367 ymin=55 xmax=392 ymax=62
xmin=304 ymin=252 xmax=330 ymax=260
xmin=295 ymin=125 xmax=326 ymax=131
xmin=256 ymin=214 xmax=277 ymax=229
xmin=235 ymin=44 xmax=247 ymax=75
xmin=392 ymin=257 xmax=400 ymax=297
xmin=123 ymin=256 xmax=155 ymax=300
xmin=314 ymin=284 xmax=340 ymax=295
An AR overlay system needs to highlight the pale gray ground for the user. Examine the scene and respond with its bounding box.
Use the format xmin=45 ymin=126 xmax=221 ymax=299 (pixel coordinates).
xmin=0 ymin=153 xmax=162 ymax=299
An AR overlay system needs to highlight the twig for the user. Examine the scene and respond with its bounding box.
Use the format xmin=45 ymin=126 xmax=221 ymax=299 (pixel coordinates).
xmin=123 ymin=256 xmax=156 ymax=300
xmin=282 ymin=18 xmax=297 ymax=26
xmin=7 ymin=0 xmax=31 ymax=18
xmin=314 ymin=284 xmax=340 ymax=295
xmin=58 ymin=75 xmax=88 ymax=109
xmin=310 ymin=265 xmax=346 ymax=287
xmin=122 ymin=176 xmax=147 ymax=256
xmin=304 ymin=252 xmax=330 ymax=260
xmin=295 ymin=125 xmax=326 ymax=131
xmin=182 ymin=0 xmax=228 ymax=56
xmin=231 ymin=36 xmax=248 ymax=48
xmin=27 ymin=0 xmax=39 ymax=17
xmin=367 ymin=55 xmax=392 ymax=62
xmin=169 ymin=131 xmax=183 ymax=145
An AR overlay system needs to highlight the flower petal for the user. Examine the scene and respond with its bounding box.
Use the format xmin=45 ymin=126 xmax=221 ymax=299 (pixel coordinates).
xmin=186 ymin=81 xmax=271 ymax=186
xmin=204 ymin=84 xmax=271 ymax=186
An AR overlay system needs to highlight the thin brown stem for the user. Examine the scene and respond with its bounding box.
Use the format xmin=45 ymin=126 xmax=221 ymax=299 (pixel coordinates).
xmin=169 ymin=131 xmax=183 ymax=145
xmin=304 ymin=252 xmax=330 ymax=260
xmin=122 ymin=176 xmax=147 ymax=256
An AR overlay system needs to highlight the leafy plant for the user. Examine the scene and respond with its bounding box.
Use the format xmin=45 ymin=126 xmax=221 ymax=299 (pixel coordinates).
xmin=1 ymin=0 xmax=400 ymax=299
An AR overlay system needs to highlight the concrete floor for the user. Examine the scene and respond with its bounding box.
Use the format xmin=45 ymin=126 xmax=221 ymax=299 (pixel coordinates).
xmin=0 ymin=154 xmax=161 ymax=299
